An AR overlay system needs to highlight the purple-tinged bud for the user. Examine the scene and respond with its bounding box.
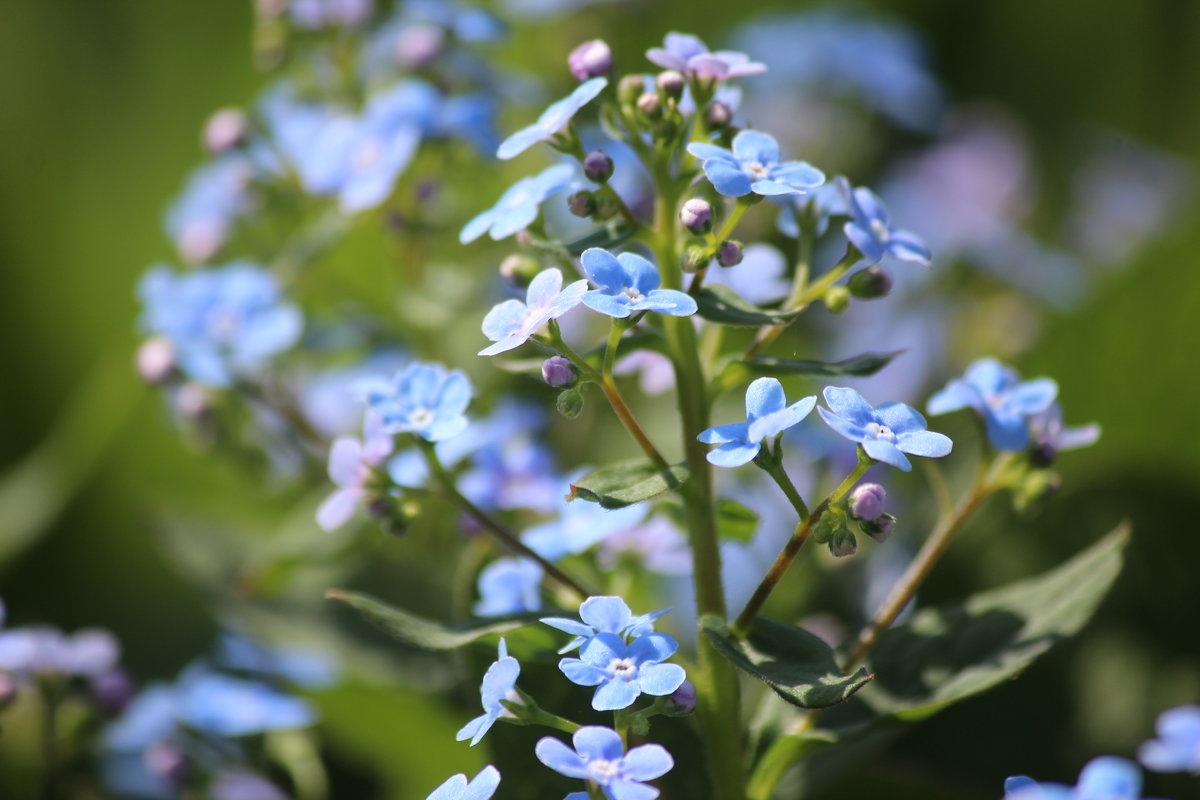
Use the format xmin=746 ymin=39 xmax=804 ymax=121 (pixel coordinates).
xmin=567 ymin=190 xmax=597 ymax=218
xmin=680 ymin=198 xmax=713 ymax=234
xmin=849 ymin=483 xmax=886 ymax=521
xmin=541 ymin=356 xmax=575 ymax=388
xmin=716 ymin=239 xmax=744 ymax=267
xmin=848 ymin=265 xmax=893 ymax=299
xmin=89 ymin=668 xmax=136 ymax=716
xmin=582 ymin=150 xmax=614 ymax=183
xmin=203 ymin=108 xmax=248 ymax=154
xmin=1030 ymin=440 xmax=1057 ymax=468
xmin=656 ymin=70 xmax=686 ymax=99
xmin=396 ymin=24 xmax=445 ymax=69
xmin=824 ymin=285 xmax=850 ymax=313
xmin=828 ymin=529 xmax=857 ymax=558
xmin=668 ymin=680 xmax=697 ymax=715
xmin=617 ymin=75 xmax=646 ymax=106
xmin=144 ymin=742 xmax=189 ymax=788
xmin=175 ymin=383 xmax=213 ymax=422
xmin=499 ymin=254 xmax=541 ymax=287
xmin=0 ymin=673 xmax=17 ymax=709
xmin=636 ymin=92 xmax=662 ymax=120
xmin=861 ymin=513 xmax=896 ymax=543
xmin=137 ymin=337 xmax=176 ymax=385
xmin=704 ymin=101 xmax=733 ymax=129
xmin=568 ymin=39 xmax=612 ymax=81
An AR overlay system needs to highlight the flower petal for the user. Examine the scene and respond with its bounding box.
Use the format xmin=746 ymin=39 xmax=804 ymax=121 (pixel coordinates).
xmin=703 ymin=159 xmax=752 ymax=197
xmin=535 ymin=737 xmax=588 ymax=779
xmin=875 ymin=402 xmax=927 ymax=435
xmin=618 ymin=252 xmax=661 ymax=295
xmin=897 ymin=430 xmax=953 ymax=459
xmin=560 ymin=658 xmax=606 ymax=687
xmin=745 ymin=377 xmax=786 ymax=420
xmin=315 ymin=487 xmax=362 ymax=531
xmin=579 ymin=596 xmax=633 ymax=633
xmin=621 ymin=743 xmax=674 ymax=781
xmin=581 ymin=248 xmax=628 ymax=291
xmin=592 ymin=678 xmax=641 ymax=711
xmin=697 ymin=421 xmax=748 ymax=445
xmin=637 ymin=662 xmax=685 ymax=696
xmin=635 ymin=289 xmax=696 ymax=317
xmin=572 ymin=725 xmax=625 ymax=762
xmin=862 ymin=438 xmax=912 ymax=471
xmin=732 ymin=130 xmax=780 ymax=166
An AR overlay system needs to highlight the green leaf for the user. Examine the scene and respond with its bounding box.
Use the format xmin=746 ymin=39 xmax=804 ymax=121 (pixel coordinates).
xmin=860 ymin=524 xmax=1129 ymax=719
xmin=326 ymin=590 xmax=543 ymax=650
xmin=702 ymin=616 xmax=873 ymax=708
xmin=740 ymin=350 xmax=904 ymax=378
xmin=717 ymin=498 xmax=759 ymax=542
xmin=694 ymin=285 xmax=801 ymax=327
xmin=563 ymin=221 xmax=638 ymax=255
xmin=568 ymin=459 xmax=689 ymax=509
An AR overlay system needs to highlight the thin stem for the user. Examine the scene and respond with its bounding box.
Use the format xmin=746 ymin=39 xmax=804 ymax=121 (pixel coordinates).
xmin=710 ymin=196 xmax=754 ymax=246
xmin=602 ymin=319 xmax=624 ymax=380
xmin=755 ymin=446 xmax=810 ymax=521
xmin=733 ymin=451 xmax=872 ymax=635
xmin=742 ymin=248 xmax=856 ymax=361
xmin=417 ymin=439 xmax=592 ymax=599
xmin=746 ymin=714 xmax=817 ymax=800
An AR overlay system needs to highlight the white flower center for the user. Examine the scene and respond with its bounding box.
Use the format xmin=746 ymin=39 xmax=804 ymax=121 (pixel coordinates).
xmin=607 ymin=657 xmax=638 ymax=680
xmin=588 ymin=759 xmax=621 ymax=783
xmin=354 ymin=139 xmax=383 ymax=171
xmin=622 ymin=287 xmax=645 ymax=302
xmin=206 ymin=308 xmax=240 ymax=343
xmin=870 ymin=218 xmax=890 ymax=241
xmin=865 ymin=422 xmax=896 ymax=443
xmin=409 ymin=408 xmax=435 ymax=428
xmin=744 ymin=160 xmax=771 ymax=180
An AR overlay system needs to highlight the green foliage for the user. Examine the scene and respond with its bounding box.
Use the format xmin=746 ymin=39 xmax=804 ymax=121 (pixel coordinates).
xmin=567 ymin=459 xmax=689 ymax=509
xmin=693 ymin=285 xmax=801 ymax=327
xmin=740 ymin=351 xmax=905 ymax=378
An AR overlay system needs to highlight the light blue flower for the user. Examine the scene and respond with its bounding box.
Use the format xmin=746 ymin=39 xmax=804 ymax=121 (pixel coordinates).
xmin=1028 ymin=403 xmax=1101 ymax=457
xmin=521 ymin=494 xmax=645 ymax=562
xmin=541 ymin=596 xmax=668 ymax=654
xmin=103 ymin=684 xmax=179 ymax=752
xmin=165 ymin=156 xmax=255 ymax=263
xmin=478 ymin=267 xmax=588 ymax=355
xmin=646 ymin=32 xmax=766 ymax=80
xmin=536 ymin=726 xmax=673 ymax=800
xmin=288 ymin=0 xmax=371 ymax=29
xmin=457 ymin=638 xmax=520 ymax=746
xmin=496 ymin=77 xmax=607 ymax=160
xmin=461 ymin=164 xmax=576 ymax=243
xmin=317 ymin=411 xmax=394 ymax=531
xmin=215 ymin=631 xmax=339 ymax=688
xmin=424 ymin=766 xmax=501 ymax=800
xmin=363 ymin=362 xmax=471 ymax=441
xmin=559 ymin=632 xmax=685 ymax=711
xmin=926 ymin=358 xmax=1057 ymax=451
xmin=137 ymin=262 xmax=302 ymax=388
xmin=175 ymin=666 xmax=315 ymax=737
xmin=687 ymin=130 xmax=825 ymax=198
xmin=1139 ymin=705 xmax=1200 ymax=773
xmin=474 ymin=558 xmax=543 ymax=617
xmin=775 ymin=180 xmax=848 ymax=239
xmin=1004 ymin=756 xmax=1159 ymax=800
xmin=699 ymin=378 xmax=816 ymax=468
xmin=580 ymin=248 xmax=697 ymax=318
xmin=838 ymin=176 xmax=931 ymax=265
xmin=819 ymin=386 xmax=952 ymax=471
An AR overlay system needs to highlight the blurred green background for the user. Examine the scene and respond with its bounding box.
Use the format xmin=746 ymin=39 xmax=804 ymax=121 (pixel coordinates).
xmin=1 ymin=1 xmax=1198 ymax=798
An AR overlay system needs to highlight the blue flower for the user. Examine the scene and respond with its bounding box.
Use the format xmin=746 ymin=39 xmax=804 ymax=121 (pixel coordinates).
xmin=460 ymin=164 xmax=576 ymax=243
xmin=424 ymin=766 xmax=501 ymax=800
xmin=137 ymin=262 xmax=302 ymax=388
xmin=522 ymin=497 xmax=645 ymax=562
xmin=478 ymin=268 xmax=588 ymax=355
xmin=687 ymin=130 xmax=825 ymax=198
xmin=457 ymin=639 xmax=520 ymax=746
xmin=838 ymin=176 xmax=931 ymax=265
xmin=580 ymin=248 xmax=697 ymax=318
xmin=775 ymin=180 xmax=848 ymax=239
xmin=559 ymin=632 xmax=685 ymax=711
xmin=175 ymin=666 xmax=315 ymax=737
xmin=1004 ymin=756 xmax=1157 ymax=800
xmin=1028 ymin=404 xmax=1101 ymax=456
xmin=541 ymin=596 xmax=668 ymax=654
xmin=1139 ymin=705 xmax=1200 ymax=774
xmin=317 ymin=412 xmax=394 ymax=531
xmin=699 ymin=378 xmax=817 ymax=467
xmin=926 ymin=358 xmax=1058 ymax=451
xmin=647 ymin=32 xmax=766 ymax=80
xmin=363 ymin=362 xmax=472 ymax=441
xmin=496 ymin=77 xmax=607 ymax=160
xmin=819 ymin=386 xmax=952 ymax=471
xmin=215 ymin=631 xmax=339 ymax=688
xmin=536 ymin=726 xmax=673 ymax=800
xmin=474 ymin=558 xmax=543 ymax=616
xmin=165 ymin=156 xmax=255 ymax=263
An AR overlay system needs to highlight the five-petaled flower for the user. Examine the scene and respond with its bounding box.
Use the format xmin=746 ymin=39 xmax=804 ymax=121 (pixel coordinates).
xmin=536 ymin=726 xmax=673 ymax=800
xmin=316 ymin=412 xmax=394 ymax=531
xmin=698 ymin=377 xmax=816 ymax=467
xmin=819 ymin=386 xmax=952 ymax=471
xmin=687 ymin=130 xmax=825 ymax=198
xmin=837 ymin=176 xmax=931 ymax=266
xmin=478 ymin=268 xmax=588 ymax=356
xmin=1004 ymin=756 xmax=1155 ymax=800
xmin=1139 ymin=705 xmax=1200 ymax=774
xmin=460 ymin=164 xmax=576 ymax=243
xmin=646 ymin=32 xmax=766 ymax=81
xmin=559 ymin=631 xmax=686 ymax=711
xmin=927 ymin=358 xmax=1058 ymax=451
xmin=363 ymin=362 xmax=472 ymax=441
xmin=456 ymin=638 xmax=520 ymax=746
xmin=542 ymin=596 xmax=668 ymax=654
xmin=496 ymin=77 xmax=608 ymax=160
xmin=580 ymin=248 xmax=697 ymax=319
xmin=423 ymin=766 xmax=501 ymax=800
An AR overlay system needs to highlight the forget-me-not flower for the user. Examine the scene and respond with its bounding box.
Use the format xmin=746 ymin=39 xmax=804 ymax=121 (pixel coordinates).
xmin=536 ymin=726 xmax=673 ymax=800
xmin=456 ymin=638 xmax=520 ymax=746
xmin=838 ymin=176 xmax=931 ymax=266
xmin=496 ymin=77 xmax=607 ymax=160
xmin=646 ymin=32 xmax=766 ymax=80
xmin=580 ymin=248 xmax=697 ymax=318
xmin=1004 ymin=756 xmax=1157 ymax=800
xmin=926 ymin=358 xmax=1058 ymax=451
xmin=687 ymin=130 xmax=825 ymax=198
xmin=424 ymin=766 xmax=501 ymax=800
xmin=542 ymin=596 xmax=668 ymax=654
xmin=460 ymin=164 xmax=576 ymax=243
xmin=363 ymin=362 xmax=471 ymax=441
xmin=522 ymin=497 xmax=645 ymax=562
xmin=316 ymin=412 xmax=394 ymax=531
xmin=138 ymin=262 xmax=302 ymax=389
xmin=819 ymin=386 xmax=952 ymax=471
xmin=699 ymin=378 xmax=817 ymax=467
xmin=478 ymin=267 xmax=588 ymax=355
xmin=166 ymin=157 xmax=255 ymax=263
xmin=1028 ymin=404 xmax=1101 ymax=457
xmin=1139 ymin=705 xmax=1200 ymax=774
xmin=174 ymin=666 xmax=315 ymax=737
xmin=559 ymin=631 xmax=685 ymax=711
xmin=775 ymin=180 xmax=848 ymax=239
xmin=474 ymin=558 xmax=544 ymax=617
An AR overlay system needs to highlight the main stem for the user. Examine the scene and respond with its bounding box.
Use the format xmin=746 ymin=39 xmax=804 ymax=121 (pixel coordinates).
xmin=652 ymin=167 xmax=746 ymax=800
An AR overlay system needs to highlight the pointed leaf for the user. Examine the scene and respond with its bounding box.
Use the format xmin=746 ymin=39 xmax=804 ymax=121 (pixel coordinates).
xmin=568 ymin=459 xmax=689 ymax=509
xmin=694 ymin=285 xmax=801 ymax=327
xmin=740 ymin=350 xmax=904 ymax=378
xmin=326 ymin=590 xmax=544 ymax=650
xmin=702 ymin=616 xmax=873 ymax=708
xmin=716 ymin=498 xmax=759 ymax=543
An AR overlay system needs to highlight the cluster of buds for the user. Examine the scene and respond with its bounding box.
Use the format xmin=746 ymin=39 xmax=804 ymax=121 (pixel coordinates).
xmin=813 ymin=483 xmax=896 ymax=558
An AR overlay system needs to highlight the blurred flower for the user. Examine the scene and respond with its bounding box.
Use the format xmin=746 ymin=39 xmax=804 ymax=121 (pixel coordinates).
xmin=424 ymin=766 xmax=501 ymax=800
xmin=460 ymin=164 xmax=576 ymax=243
xmin=599 ymin=516 xmax=692 ymax=575
xmin=521 ymin=495 xmax=645 ymax=562
xmin=646 ymin=32 xmax=766 ymax=80
xmin=1028 ymin=403 xmax=1101 ymax=460
xmin=288 ymin=0 xmax=372 ymax=29
xmin=210 ymin=770 xmax=290 ymax=800
xmin=819 ymin=386 xmax=951 ymax=471
xmin=569 ymin=40 xmax=613 ymax=81
xmin=478 ymin=267 xmax=588 ymax=355
xmin=174 ymin=666 xmax=315 ymax=737
xmin=215 ymin=631 xmax=339 ymax=688
xmin=838 ymin=176 xmax=930 ymax=266
xmin=536 ymin=726 xmax=672 ymax=800
xmin=1004 ymin=756 xmax=1150 ymax=800
xmin=165 ymin=157 xmax=255 ymax=264
xmin=457 ymin=639 xmax=520 ymax=745
xmin=1138 ymin=705 xmax=1200 ymax=774
xmin=580 ymin=248 xmax=697 ymax=318
xmin=474 ymin=558 xmax=544 ymax=616
xmin=701 ymin=243 xmax=791 ymax=305
xmin=926 ymin=358 xmax=1057 ymax=451
xmin=613 ymin=350 xmax=675 ymax=396
xmin=317 ymin=412 xmax=394 ymax=531
xmin=699 ymin=378 xmax=816 ymax=467
xmin=559 ymin=631 xmax=685 ymax=711
xmin=687 ymin=130 xmax=824 ymax=198
xmin=364 ymin=362 xmax=472 ymax=441
xmin=496 ymin=77 xmax=607 ymax=160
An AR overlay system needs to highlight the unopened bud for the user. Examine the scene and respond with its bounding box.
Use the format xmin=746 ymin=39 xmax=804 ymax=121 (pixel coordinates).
xmin=667 ymin=680 xmax=697 ymax=715
xmin=1030 ymin=441 xmax=1057 ymax=468
xmin=849 ymin=483 xmax=886 ymax=521
xmin=90 ymin=669 xmax=136 ymax=715
xmin=636 ymin=92 xmax=662 ymax=120
xmin=568 ymin=39 xmax=612 ymax=81
xmin=396 ymin=24 xmax=445 ymax=69
xmin=812 ymin=507 xmax=846 ymax=545
xmin=541 ymin=356 xmax=574 ymax=388
xmin=828 ymin=529 xmax=858 ymax=558
xmin=823 ymin=285 xmax=850 ymax=313
xmin=618 ymin=75 xmax=647 ymax=106
xmin=137 ymin=337 xmax=177 ymax=385
xmin=203 ymin=108 xmax=248 ymax=154
xmin=556 ymin=388 xmax=585 ymax=419
xmin=704 ymin=101 xmax=733 ymax=129
xmin=499 ymin=254 xmax=542 ymax=287
xmin=716 ymin=239 xmax=743 ymax=267
xmin=656 ymin=70 xmax=685 ymax=99
xmin=861 ymin=513 xmax=895 ymax=543
xmin=680 ymin=198 xmax=713 ymax=234
xmin=175 ymin=383 xmax=213 ymax=422
xmin=681 ymin=245 xmax=708 ymax=273
xmin=848 ymin=265 xmax=893 ymax=299
xmin=568 ymin=190 xmax=597 ymax=218
xmin=583 ymin=150 xmax=614 ymax=183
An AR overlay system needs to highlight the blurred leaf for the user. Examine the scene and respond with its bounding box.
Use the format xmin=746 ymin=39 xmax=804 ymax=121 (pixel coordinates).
xmin=717 ymin=498 xmax=758 ymax=542
xmin=563 ymin=220 xmax=638 ymax=254
xmin=326 ymin=590 xmax=544 ymax=650
xmin=567 ymin=459 xmax=688 ymax=509
xmin=702 ymin=616 xmax=873 ymax=708
xmin=694 ymin=285 xmax=801 ymax=327
xmin=740 ymin=350 xmax=905 ymax=378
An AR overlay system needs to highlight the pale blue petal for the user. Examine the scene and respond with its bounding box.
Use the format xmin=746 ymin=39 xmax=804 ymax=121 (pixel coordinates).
xmin=579 ymin=633 xmax=625 ymax=667
xmin=1008 ymin=379 xmax=1058 ymax=414
xmin=560 ymin=658 xmax=606 ymax=687
xmin=897 ymin=430 xmax=953 ymax=459
xmin=526 ymin=268 xmax=566 ymax=308
xmin=573 ymin=725 xmax=624 ymax=762
xmin=698 ymin=422 xmax=749 ymax=445
xmin=461 ymin=766 xmax=501 ymax=800
xmin=608 ymin=780 xmax=659 ymax=800
xmin=637 ymin=663 xmax=685 ymax=696
xmin=704 ymin=160 xmax=752 ymax=197
xmin=773 ymin=161 xmax=826 ymax=188
xmin=541 ymin=617 xmax=593 ymax=637
xmin=875 ymin=402 xmax=927 ymax=435
xmin=707 ymin=441 xmax=761 ymax=467
xmin=316 ymin=487 xmax=361 ymax=532
xmin=582 ymin=248 xmax=626 ymax=290
xmin=822 ymin=386 xmax=876 ymax=425
xmin=745 ymin=377 xmax=786 ymax=419
xmin=456 ymin=714 xmax=488 ymax=744
xmin=1075 ymin=757 xmax=1142 ymax=799
xmin=549 ymin=280 xmax=589 ymax=316
xmin=844 ymin=222 xmax=885 ymax=263
xmin=618 ymin=253 xmax=661 ymax=295
xmin=426 ymin=774 xmax=468 ymax=800
xmin=621 ymin=744 xmax=674 ymax=781
xmin=852 ymin=187 xmax=889 ymax=226
xmin=579 ymin=597 xmax=633 ymax=633
xmin=926 ymin=380 xmax=979 ymax=415
xmin=686 ymin=143 xmax=736 ymax=163
xmin=887 ymin=229 xmax=931 ymax=264
xmin=582 ymin=291 xmax=633 ymax=318
xmin=460 ymin=208 xmax=497 ymax=244
xmin=437 ymin=372 xmax=472 ymax=417
xmin=481 ymin=300 xmax=527 ymax=343
xmin=488 ymin=199 xmax=540 ymax=240
xmin=635 ymin=289 xmax=696 ymax=316
xmin=862 ymin=438 xmax=911 ymax=471
xmin=751 ymin=179 xmax=803 ymax=196
xmin=964 ymin=358 xmax=1012 ymax=395
xmin=536 ymin=737 xmax=588 ymax=779
xmin=747 ymin=396 xmax=816 ymax=442
xmin=731 ymin=130 xmax=779 ymax=166
xmin=592 ymin=678 xmax=640 ymax=711
xmin=629 ymin=632 xmax=677 ymax=662
xmin=985 ymin=413 xmax=1031 ymax=451
xmin=496 ymin=125 xmax=546 ymax=160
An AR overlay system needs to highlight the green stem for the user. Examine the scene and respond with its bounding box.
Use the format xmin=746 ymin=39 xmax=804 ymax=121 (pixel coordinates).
xmin=755 ymin=446 xmax=810 ymax=521
xmin=602 ymin=319 xmax=624 ymax=380
xmin=742 ymin=248 xmax=855 ymax=361
xmin=39 ymin=680 xmax=60 ymax=800
xmin=416 ymin=439 xmax=592 ymax=599
xmin=710 ymin=196 xmax=754 ymax=246
xmin=733 ymin=451 xmax=872 ymax=636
